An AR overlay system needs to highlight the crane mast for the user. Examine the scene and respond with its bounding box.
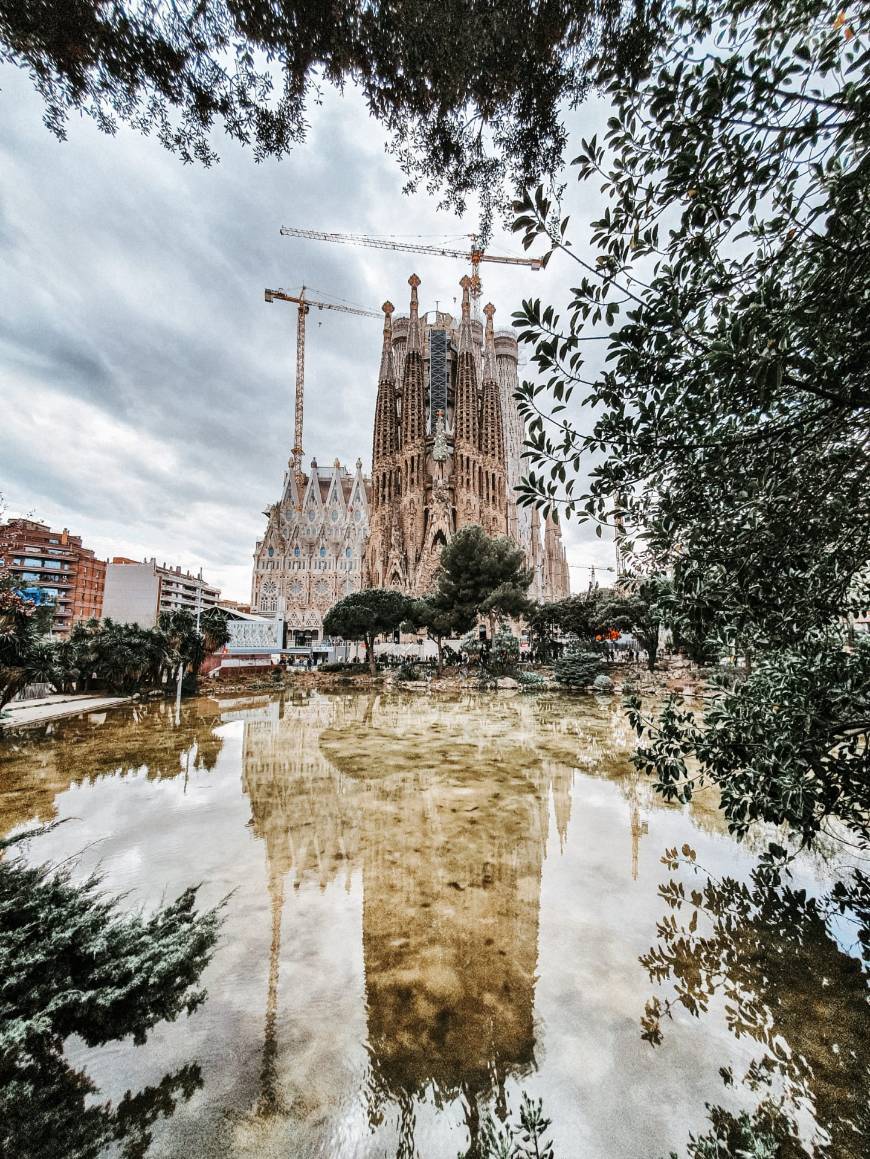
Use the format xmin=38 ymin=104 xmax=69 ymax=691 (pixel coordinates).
xmin=279 ymin=225 xmax=544 ymax=303
xmin=265 ymin=286 xmax=380 ymax=505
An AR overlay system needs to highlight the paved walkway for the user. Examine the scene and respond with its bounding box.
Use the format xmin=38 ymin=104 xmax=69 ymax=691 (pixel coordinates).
xmin=2 ymin=694 xmax=131 ymax=730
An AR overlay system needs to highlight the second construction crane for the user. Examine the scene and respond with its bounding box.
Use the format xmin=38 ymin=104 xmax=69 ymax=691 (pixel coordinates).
xmin=264 ymin=286 xmax=380 ymax=505
xmin=279 ymin=226 xmax=544 ymax=305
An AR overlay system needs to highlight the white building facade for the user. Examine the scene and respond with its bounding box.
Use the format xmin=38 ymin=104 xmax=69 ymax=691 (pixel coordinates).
xmin=102 ymin=558 xmax=220 ymax=628
xmin=251 ymin=458 xmax=371 ymax=643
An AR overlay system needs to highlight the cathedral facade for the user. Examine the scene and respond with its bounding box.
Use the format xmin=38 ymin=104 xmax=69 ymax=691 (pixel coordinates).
xmin=251 ymin=458 xmax=371 ymax=642
xmin=251 ymin=274 xmax=569 ymax=640
xmin=365 ymin=274 xmax=569 ymax=600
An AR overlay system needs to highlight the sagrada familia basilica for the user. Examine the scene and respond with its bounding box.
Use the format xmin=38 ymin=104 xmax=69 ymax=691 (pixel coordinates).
xmin=251 ymin=275 xmax=570 ymax=642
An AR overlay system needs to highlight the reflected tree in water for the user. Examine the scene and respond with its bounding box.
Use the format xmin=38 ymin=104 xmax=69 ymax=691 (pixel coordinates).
xmin=0 ymin=698 xmax=225 ymax=838
xmin=641 ymin=849 xmax=869 ymax=1159
xmin=0 ymin=838 xmax=222 ymax=1159
xmin=464 ymin=1093 xmax=555 ymax=1159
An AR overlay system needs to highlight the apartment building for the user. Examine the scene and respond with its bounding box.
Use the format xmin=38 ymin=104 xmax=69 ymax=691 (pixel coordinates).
xmin=0 ymin=519 xmax=106 ymax=635
xmin=102 ymin=557 xmax=220 ymax=627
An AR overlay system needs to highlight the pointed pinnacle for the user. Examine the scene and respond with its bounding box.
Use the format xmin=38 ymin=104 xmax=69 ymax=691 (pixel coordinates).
xmin=459 ymin=275 xmax=472 ymax=318
xmin=407 ymin=274 xmax=422 ymax=350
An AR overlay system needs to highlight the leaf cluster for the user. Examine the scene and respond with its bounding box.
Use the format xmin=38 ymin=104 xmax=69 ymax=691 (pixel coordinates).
xmin=322 ymin=587 xmax=414 ymax=643
xmin=511 ymin=0 xmax=870 ymax=646
xmin=0 ymin=853 xmax=222 ymax=1158
xmin=0 ymin=0 xmax=663 ymax=234
xmin=628 ymin=634 xmax=870 ymax=849
xmin=435 ymin=525 xmax=533 ymax=625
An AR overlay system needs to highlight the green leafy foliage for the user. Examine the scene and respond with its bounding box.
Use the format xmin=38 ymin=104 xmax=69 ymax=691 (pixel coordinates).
xmin=525 ymin=601 xmax=563 ymax=662
xmin=549 ymin=592 xmax=606 ymax=646
xmin=0 ymin=605 xmax=224 ymax=714
xmin=437 ymin=525 xmax=532 ymax=628
xmin=405 ymin=594 xmax=477 ymax=675
xmin=511 ymin=0 xmax=870 ymax=864
xmin=58 ymin=611 xmax=212 ymax=696
xmin=0 ymin=850 xmax=222 ymax=1159
xmin=0 ymin=569 xmax=44 ymax=711
xmin=511 ymin=0 xmax=869 ymax=647
xmin=485 ymin=628 xmax=521 ymax=677
xmin=0 ymin=0 xmax=661 ymax=233
xmin=198 ymin=606 xmax=230 ymax=654
xmin=323 ymin=587 xmax=415 ymax=674
xmin=553 ymin=649 xmax=604 ymax=687
xmin=595 ymin=576 xmax=672 ymax=670
xmin=628 ymin=635 xmax=870 ymax=851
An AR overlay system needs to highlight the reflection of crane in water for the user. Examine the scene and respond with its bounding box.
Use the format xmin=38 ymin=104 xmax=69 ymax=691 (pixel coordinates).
xmin=628 ymin=771 xmax=649 ymax=882
xmin=256 ymin=871 xmax=286 ymax=1118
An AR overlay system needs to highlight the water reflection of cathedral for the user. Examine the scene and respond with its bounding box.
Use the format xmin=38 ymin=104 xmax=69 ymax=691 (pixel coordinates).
xmin=237 ymin=692 xmax=587 ymax=1152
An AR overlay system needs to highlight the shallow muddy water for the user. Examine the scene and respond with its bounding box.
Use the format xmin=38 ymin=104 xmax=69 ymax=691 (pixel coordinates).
xmin=1 ymin=691 xmax=865 ymax=1157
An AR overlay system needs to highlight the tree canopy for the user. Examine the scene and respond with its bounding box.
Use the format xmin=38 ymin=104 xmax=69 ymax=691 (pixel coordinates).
xmin=512 ymin=0 xmax=869 ymax=649
xmin=595 ymin=576 xmax=671 ymax=670
xmin=323 ymin=587 xmax=413 ymax=673
xmin=437 ymin=525 xmax=532 ymax=630
xmin=0 ymin=0 xmax=661 ymax=231
xmin=0 ymin=568 xmax=42 ymax=712
xmin=510 ymin=0 xmax=870 ymax=861
xmin=406 ymin=595 xmax=475 ymax=675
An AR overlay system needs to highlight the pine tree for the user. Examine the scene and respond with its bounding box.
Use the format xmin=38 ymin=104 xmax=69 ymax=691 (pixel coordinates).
xmin=0 ymin=843 xmax=222 ymax=1159
xmin=553 ymin=650 xmax=603 ymax=688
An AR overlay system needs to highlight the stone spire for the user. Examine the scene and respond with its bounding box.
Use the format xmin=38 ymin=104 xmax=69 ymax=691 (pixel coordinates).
xmin=373 ymin=301 xmax=399 ymax=466
xmin=401 ymin=274 xmax=426 ymax=447
xmin=479 ymin=303 xmax=505 ymax=462
xmin=543 ymin=512 xmax=570 ymax=599
xmin=406 ymin=272 xmax=422 ymax=353
xmin=529 ymin=505 xmax=544 ymax=600
xmin=482 ymin=301 xmax=498 ymax=383
xmin=457 ymin=273 xmax=473 ymax=353
xmin=454 ymin=275 xmax=479 ymax=447
xmin=378 ymin=300 xmax=395 ymax=385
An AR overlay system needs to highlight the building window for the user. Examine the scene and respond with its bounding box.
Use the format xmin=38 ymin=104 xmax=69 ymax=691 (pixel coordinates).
xmin=294 ymin=547 xmax=300 ymax=557
xmin=268 ymin=547 xmax=274 ymax=557
xmin=345 ymin=547 xmax=352 ymax=558
xmin=319 ymin=547 xmax=326 ymax=558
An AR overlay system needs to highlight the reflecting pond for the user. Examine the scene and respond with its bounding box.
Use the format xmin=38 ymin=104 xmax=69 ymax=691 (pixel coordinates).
xmin=1 ymin=691 xmax=866 ymax=1157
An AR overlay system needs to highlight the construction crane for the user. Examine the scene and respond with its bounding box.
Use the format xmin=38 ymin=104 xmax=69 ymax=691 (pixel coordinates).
xmin=264 ymin=285 xmax=380 ymax=505
xmin=279 ymin=226 xmax=544 ymax=305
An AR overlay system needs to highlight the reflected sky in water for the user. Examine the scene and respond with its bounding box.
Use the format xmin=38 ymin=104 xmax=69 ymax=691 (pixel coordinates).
xmin=0 ymin=691 xmax=857 ymax=1158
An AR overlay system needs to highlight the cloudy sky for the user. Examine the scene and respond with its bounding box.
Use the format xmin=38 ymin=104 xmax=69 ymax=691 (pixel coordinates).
xmin=0 ymin=64 xmax=615 ymax=601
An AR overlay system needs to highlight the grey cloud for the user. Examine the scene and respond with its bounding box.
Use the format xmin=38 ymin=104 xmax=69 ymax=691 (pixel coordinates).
xmin=1 ymin=64 xmax=619 ymax=597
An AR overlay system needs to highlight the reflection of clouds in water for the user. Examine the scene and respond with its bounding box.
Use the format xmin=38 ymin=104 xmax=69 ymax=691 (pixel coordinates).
xmin=232 ymin=689 xmax=706 ymax=1155
xmin=0 ymin=697 xmax=226 ymax=838
xmin=1 ymin=689 xmax=851 ymax=1159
